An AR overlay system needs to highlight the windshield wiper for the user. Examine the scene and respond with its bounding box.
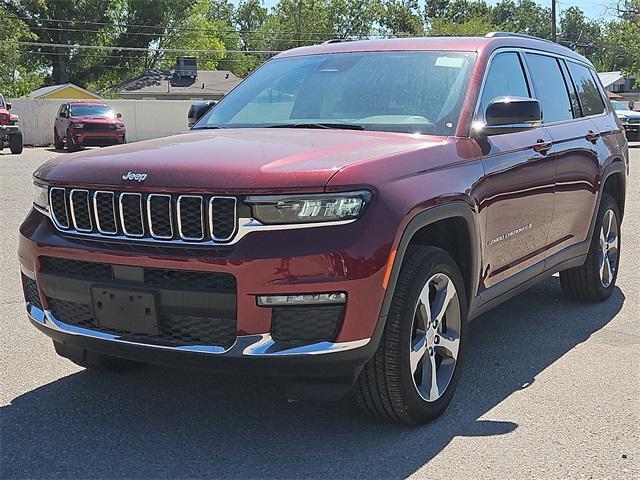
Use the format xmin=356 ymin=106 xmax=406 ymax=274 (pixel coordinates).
xmin=266 ymin=122 xmax=365 ymax=131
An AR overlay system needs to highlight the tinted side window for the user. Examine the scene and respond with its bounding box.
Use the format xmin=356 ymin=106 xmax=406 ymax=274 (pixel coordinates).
xmin=525 ymin=54 xmax=573 ymax=123
xmin=567 ymin=62 xmax=605 ymax=116
xmin=479 ymin=52 xmax=530 ymax=117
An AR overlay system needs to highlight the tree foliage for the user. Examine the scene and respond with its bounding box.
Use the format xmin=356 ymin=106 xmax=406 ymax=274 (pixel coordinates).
xmin=0 ymin=0 xmax=638 ymax=98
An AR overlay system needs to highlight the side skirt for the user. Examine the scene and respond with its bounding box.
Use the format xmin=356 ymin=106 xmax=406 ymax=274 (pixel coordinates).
xmin=468 ymin=240 xmax=589 ymax=321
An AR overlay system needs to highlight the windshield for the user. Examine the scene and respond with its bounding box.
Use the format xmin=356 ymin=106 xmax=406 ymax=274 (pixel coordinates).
xmin=196 ymin=51 xmax=476 ymax=135
xmin=0 ymin=96 xmax=4 ymax=108
xmin=70 ymin=104 xmax=114 ymax=117
xmin=611 ymin=101 xmax=627 ymax=111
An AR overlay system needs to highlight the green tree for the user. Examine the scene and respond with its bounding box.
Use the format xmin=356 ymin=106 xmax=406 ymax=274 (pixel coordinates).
xmin=379 ymin=0 xmax=425 ymax=36
xmin=0 ymin=6 xmax=43 ymax=97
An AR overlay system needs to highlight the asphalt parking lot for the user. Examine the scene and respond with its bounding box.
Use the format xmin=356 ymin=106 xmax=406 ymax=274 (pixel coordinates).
xmin=1 ymin=146 xmax=639 ymax=479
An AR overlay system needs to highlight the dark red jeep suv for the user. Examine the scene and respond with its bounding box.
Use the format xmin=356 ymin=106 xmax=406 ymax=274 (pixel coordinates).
xmin=54 ymin=102 xmax=126 ymax=151
xmin=20 ymin=33 xmax=628 ymax=424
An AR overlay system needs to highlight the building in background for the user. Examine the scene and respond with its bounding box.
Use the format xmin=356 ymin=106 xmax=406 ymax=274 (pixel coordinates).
xmin=109 ymin=57 xmax=242 ymax=101
xmin=598 ymin=71 xmax=639 ymax=109
xmin=26 ymin=83 xmax=102 ymax=100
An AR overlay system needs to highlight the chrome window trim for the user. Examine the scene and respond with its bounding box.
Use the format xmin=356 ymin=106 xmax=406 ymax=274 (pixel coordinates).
xmin=93 ymin=191 xmax=117 ymax=235
xmin=69 ymin=189 xmax=93 ymax=232
xmin=49 ymin=187 xmax=69 ymax=229
xmin=26 ymin=303 xmax=370 ymax=357
xmin=473 ymin=47 xmax=611 ymax=131
xmin=209 ymin=196 xmax=237 ymax=242
xmin=119 ymin=192 xmax=144 ymax=237
xmin=147 ymin=193 xmax=174 ymax=239
xmin=177 ymin=195 xmax=205 ymax=241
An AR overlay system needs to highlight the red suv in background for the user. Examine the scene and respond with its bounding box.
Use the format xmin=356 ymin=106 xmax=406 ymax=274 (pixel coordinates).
xmin=54 ymin=102 xmax=126 ymax=151
xmin=0 ymin=93 xmax=23 ymax=154
xmin=20 ymin=34 xmax=628 ymax=424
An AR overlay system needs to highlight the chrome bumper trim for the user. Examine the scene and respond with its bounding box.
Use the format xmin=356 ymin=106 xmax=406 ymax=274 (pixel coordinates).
xmin=26 ymin=303 xmax=370 ymax=357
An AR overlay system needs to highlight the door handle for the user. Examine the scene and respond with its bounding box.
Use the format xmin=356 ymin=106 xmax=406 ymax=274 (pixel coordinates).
xmin=586 ymin=130 xmax=600 ymax=143
xmin=533 ymin=139 xmax=552 ymax=154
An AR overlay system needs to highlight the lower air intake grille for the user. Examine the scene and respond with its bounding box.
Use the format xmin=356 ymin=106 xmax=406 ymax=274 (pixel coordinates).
xmin=40 ymin=256 xmax=113 ymax=281
xmin=271 ymin=305 xmax=345 ymax=346
xmin=24 ymin=276 xmax=42 ymax=309
xmin=47 ymin=298 xmax=237 ymax=348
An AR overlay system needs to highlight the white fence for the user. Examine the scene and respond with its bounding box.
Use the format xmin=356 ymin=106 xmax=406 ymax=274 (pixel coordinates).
xmin=9 ymin=98 xmax=195 ymax=146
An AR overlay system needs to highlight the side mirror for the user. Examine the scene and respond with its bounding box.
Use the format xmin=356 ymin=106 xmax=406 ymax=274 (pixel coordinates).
xmin=476 ymin=96 xmax=542 ymax=136
xmin=116 ymin=112 xmax=122 ymax=119
xmin=6 ymin=102 xmax=11 ymax=110
xmin=187 ymin=100 xmax=217 ymax=128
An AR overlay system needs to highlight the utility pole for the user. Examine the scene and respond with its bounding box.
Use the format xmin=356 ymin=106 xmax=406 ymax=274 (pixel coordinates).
xmin=551 ymin=0 xmax=557 ymax=42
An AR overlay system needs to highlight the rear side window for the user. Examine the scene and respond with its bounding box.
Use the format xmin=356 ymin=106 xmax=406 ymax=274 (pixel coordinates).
xmin=525 ymin=53 xmax=573 ymax=123
xmin=566 ymin=62 xmax=605 ymax=116
xmin=479 ymin=52 xmax=530 ymax=117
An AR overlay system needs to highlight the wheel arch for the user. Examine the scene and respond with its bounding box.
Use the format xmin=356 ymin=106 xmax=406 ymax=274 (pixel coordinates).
xmin=378 ymin=202 xmax=481 ymax=323
xmin=588 ymin=160 xmax=627 ymax=243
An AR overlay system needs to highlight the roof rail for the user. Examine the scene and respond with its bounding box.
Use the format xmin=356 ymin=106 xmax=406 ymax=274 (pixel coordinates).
xmin=322 ymin=38 xmax=353 ymax=44
xmin=485 ymin=32 xmax=555 ymax=45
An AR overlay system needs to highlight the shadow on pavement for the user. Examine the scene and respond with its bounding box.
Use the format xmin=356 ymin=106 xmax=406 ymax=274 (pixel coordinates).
xmin=1 ymin=276 xmax=624 ymax=479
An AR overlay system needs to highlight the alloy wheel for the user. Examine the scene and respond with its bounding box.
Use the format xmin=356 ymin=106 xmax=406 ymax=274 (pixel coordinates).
xmin=409 ymin=272 xmax=461 ymax=402
xmin=598 ymin=209 xmax=619 ymax=288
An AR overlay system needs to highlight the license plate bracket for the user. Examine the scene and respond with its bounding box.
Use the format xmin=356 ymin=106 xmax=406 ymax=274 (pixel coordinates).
xmin=91 ymin=286 xmax=158 ymax=335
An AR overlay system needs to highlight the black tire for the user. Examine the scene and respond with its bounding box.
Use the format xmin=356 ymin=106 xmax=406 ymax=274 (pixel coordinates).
xmin=53 ymin=341 xmax=143 ymax=373
xmin=66 ymin=129 xmax=80 ymax=152
xmin=9 ymin=130 xmax=23 ymax=154
xmin=54 ymin=129 xmax=64 ymax=150
xmin=560 ymin=194 xmax=621 ymax=301
xmin=354 ymin=246 xmax=468 ymax=424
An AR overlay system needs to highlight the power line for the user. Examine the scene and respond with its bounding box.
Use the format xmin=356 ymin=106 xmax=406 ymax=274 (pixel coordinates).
xmin=19 ymin=50 xmax=252 ymax=63
xmin=6 ymin=14 xmax=339 ymax=37
xmin=0 ymin=40 xmax=281 ymax=55
xmin=13 ymin=24 xmax=342 ymax=44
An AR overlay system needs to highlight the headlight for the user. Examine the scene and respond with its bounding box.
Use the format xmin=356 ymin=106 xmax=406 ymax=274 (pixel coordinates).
xmin=70 ymin=123 xmax=84 ymax=129
xmin=33 ymin=181 xmax=48 ymax=211
xmin=245 ymin=191 xmax=372 ymax=224
xmin=619 ymin=116 xmax=629 ymax=125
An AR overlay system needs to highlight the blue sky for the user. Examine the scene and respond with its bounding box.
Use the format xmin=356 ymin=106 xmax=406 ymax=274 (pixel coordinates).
xmin=235 ymin=0 xmax=617 ymax=21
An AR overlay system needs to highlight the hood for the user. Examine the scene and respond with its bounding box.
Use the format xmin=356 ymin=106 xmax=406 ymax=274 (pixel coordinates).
xmin=35 ymin=128 xmax=446 ymax=194
xmin=616 ymin=109 xmax=640 ymax=119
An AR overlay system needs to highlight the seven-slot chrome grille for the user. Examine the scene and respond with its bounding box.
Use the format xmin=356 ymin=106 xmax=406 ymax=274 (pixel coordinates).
xmin=49 ymin=187 xmax=237 ymax=243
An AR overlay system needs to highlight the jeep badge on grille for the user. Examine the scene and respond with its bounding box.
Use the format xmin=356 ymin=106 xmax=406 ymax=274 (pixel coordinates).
xmin=122 ymin=171 xmax=148 ymax=182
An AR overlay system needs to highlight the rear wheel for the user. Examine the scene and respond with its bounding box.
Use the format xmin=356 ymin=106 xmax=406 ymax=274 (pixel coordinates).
xmin=9 ymin=130 xmax=23 ymax=154
xmin=560 ymin=193 xmax=621 ymax=301
xmin=354 ymin=246 xmax=467 ymax=424
xmin=53 ymin=341 xmax=144 ymax=373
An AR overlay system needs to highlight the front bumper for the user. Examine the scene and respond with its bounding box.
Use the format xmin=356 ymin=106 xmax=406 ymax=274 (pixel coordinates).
xmin=71 ymin=129 xmax=125 ymax=146
xmin=623 ymin=123 xmax=640 ymax=141
xmin=19 ymin=207 xmax=394 ymax=377
xmin=1 ymin=125 xmax=19 ymax=137
xmin=27 ymin=303 xmax=380 ymax=377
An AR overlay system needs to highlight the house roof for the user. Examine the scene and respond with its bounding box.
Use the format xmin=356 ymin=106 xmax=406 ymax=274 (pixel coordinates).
xmin=27 ymin=83 xmax=101 ymax=99
xmin=598 ymin=71 xmax=624 ymax=89
xmin=112 ymin=70 xmax=242 ymax=97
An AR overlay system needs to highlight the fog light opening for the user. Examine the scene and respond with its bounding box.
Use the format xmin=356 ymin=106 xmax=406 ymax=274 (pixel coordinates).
xmin=257 ymin=292 xmax=346 ymax=307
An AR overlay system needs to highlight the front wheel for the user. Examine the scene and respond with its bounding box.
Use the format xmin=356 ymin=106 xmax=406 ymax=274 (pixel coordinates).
xmin=54 ymin=129 xmax=64 ymax=150
xmin=9 ymin=130 xmax=23 ymax=154
xmin=66 ymin=130 xmax=81 ymax=152
xmin=560 ymin=193 xmax=621 ymax=301
xmin=354 ymin=246 xmax=467 ymax=424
